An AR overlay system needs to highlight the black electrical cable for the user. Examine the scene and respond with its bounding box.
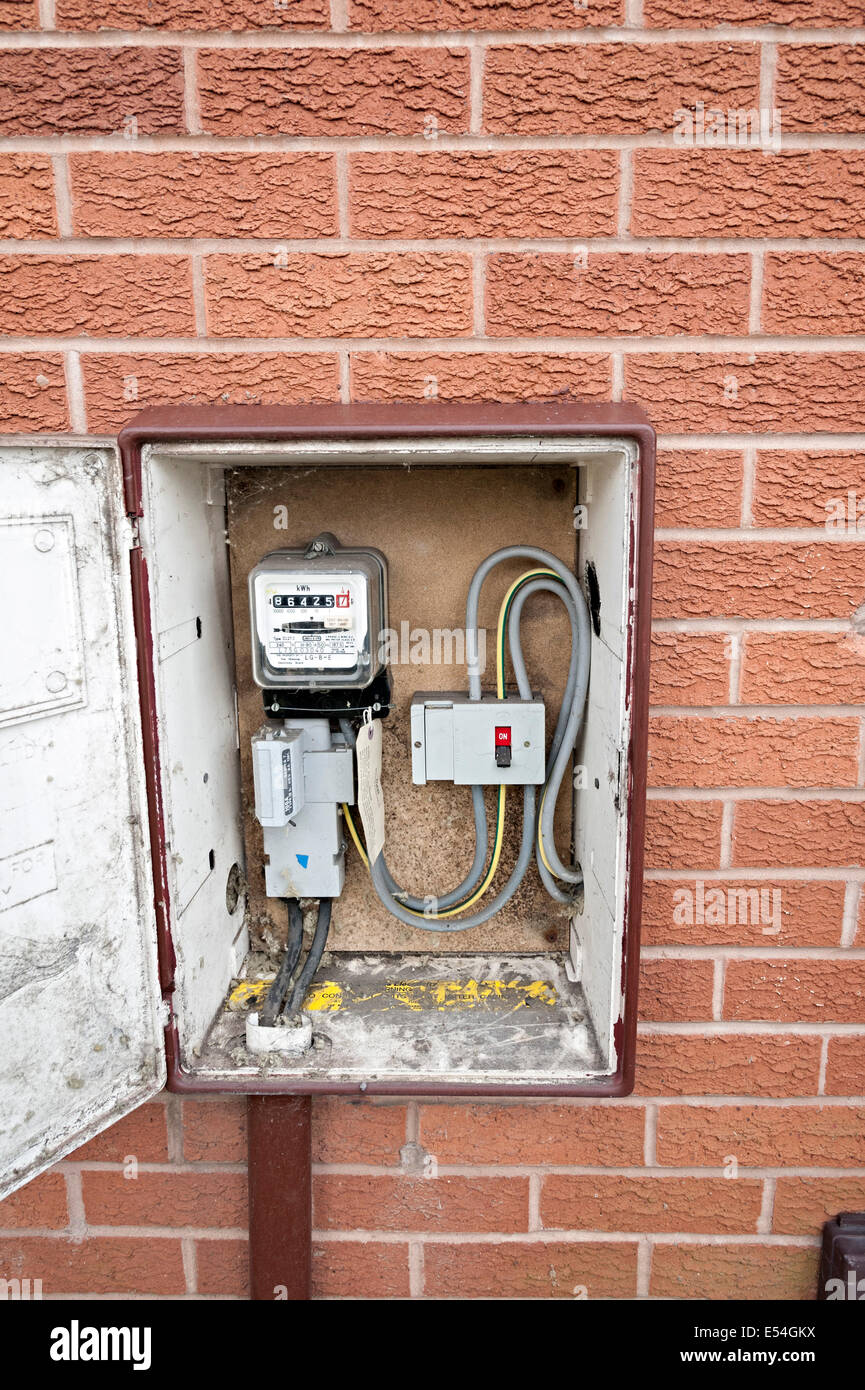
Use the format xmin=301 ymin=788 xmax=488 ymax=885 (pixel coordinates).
xmin=286 ymin=897 xmax=332 ymax=1019
xmin=260 ymin=898 xmax=304 ymax=1026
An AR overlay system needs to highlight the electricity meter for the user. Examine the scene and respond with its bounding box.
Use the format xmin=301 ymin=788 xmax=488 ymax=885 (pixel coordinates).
xmin=248 ymin=533 xmax=388 ymax=692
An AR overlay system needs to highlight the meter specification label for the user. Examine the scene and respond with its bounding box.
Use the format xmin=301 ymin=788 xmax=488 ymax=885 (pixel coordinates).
xmin=264 ymin=579 xmax=361 ymax=670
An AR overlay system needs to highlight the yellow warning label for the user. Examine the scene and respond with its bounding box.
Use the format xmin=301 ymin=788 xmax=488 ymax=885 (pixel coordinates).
xmin=228 ymin=975 xmax=557 ymax=1015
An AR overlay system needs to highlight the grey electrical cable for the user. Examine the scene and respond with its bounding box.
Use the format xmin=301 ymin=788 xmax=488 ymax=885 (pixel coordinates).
xmin=286 ymin=897 xmax=332 ymax=1018
xmin=260 ymin=897 xmax=304 ymax=1026
xmin=340 ymin=717 xmax=490 ymax=909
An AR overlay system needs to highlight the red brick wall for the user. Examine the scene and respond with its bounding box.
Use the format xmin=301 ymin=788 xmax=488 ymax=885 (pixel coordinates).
xmin=1 ymin=1 xmax=864 ymax=1300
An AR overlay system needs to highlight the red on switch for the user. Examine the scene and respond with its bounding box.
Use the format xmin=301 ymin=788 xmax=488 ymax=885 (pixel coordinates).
xmin=495 ymin=726 xmax=511 ymax=746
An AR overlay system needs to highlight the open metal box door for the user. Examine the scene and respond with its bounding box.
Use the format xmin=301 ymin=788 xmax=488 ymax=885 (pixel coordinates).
xmin=0 ymin=443 xmax=165 ymax=1201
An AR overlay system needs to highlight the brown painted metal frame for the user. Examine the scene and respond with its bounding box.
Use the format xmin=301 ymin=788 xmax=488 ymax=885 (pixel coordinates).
xmin=119 ymin=400 xmax=655 ymax=1099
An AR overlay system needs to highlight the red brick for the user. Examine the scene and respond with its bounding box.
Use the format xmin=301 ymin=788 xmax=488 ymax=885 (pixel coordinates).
xmin=81 ymin=1170 xmax=246 ymax=1228
xmin=824 ymin=1036 xmax=865 ymax=1096
xmin=0 ymin=1173 xmax=67 ymax=1230
xmin=650 ymin=633 xmax=730 ymax=707
xmin=626 ymin=353 xmax=865 ymax=434
xmin=742 ymin=633 xmax=865 ymax=706
xmin=182 ymin=1100 xmax=246 ymax=1163
xmin=641 ymin=880 xmax=845 ymax=949
xmin=724 ymin=959 xmax=865 ymax=1024
xmin=651 ymin=1243 xmax=819 ymax=1301
xmin=648 ymin=716 xmax=859 ymax=788
xmin=778 ymin=45 xmax=865 ymax=133
xmin=348 ymin=0 xmax=623 ymax=28
xmin=314 ymin=1175 xmax=529 ymax=1232
xmin=633 ymin=150 xmax=865 ymax=238
xmin=774 ymin=1177 xmax=865 ymax=1235
xmin=0 ymin=0 xmax=37 ymax=27
xmin=196 ymin=1238 xmax=248 ymax=1296
xmin=764 ymin=253 xmax=865 ymax=335
xmin=734 ymin=800 xmax=865 ymax=869
xmin=645 ymin=0 xmax=861 ymax=23
xmin=205 ymin=252 xmax=472 ymax=339
xmin=69 ymin=1102 xmax=169 ymax=1163
xmin=418 ymin=1103 xmax=644 ymax=1166
xmin=0 ymin=255 xmax=194 ymax=337
xmin=58 ymin=0 xmax=327 ymax=27
xmin=83 ymin=352 xmax=340 ymax=433
xmin=752 ymin=449 xmax=865 ymax=528
xmin=70 ymin=152 xmax=336 ymax=238
xmin=350 ymin=150 xmax=618 ymax=239
xmin=424 ymin=1239 xmax=638 ymax=1298
xmin=312 ymin=1240 xmax=409 ymax=1297
xmin=0 ymin=1235 xmax=185 ymax=1294
xmin=655 ymin=449 xmax=742 ymax=528
xmin=312 ymin=1098 xmax=407 ymax=1165
xmin=638 ymin=958 xmax=715 ymax=1022
xmin=542 ymin=1175 xmax=762 ymax=1233
xmin=198 ymin=47 xmax=469 ymax=137
xmin=484 ymin=43 xmax=758 ymax=134
xmin=653 ymin=541 xmax=865 ymax=620
xmin=0 ymin=48 xmax=184 ymax=136
xmin=0 ymin=156 xmax=55 ymax=238
xmin=486 ymin=253 xmax=750 ymax=337
xmin=657 ymin=1103 xmax=865 ymax=1167
xmin=351 ymin=350 xmax=611 ymax=402
xmin=644 ymin=799 xmax=723 ymax=870
xmin=0 ymin=354 xmax=68 ymax=432
xmin=634 ymin=1035 xmax=822 ymax=1097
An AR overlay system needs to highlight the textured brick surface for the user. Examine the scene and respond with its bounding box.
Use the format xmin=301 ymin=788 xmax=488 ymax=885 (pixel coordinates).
xmin=351 ymin=350 xmax=611 ymax=402
xmin=649 ymin=633 xmax=730 ymax=706
xmin=312 ymin=1240 xmax=410 ymax=1298
xmin=348 ymin=0 xmax=624 ymax=28
xmin=424 ymin=1239 xmax=639 ymax=1298
xmin=0 ymin=255 xmax=194 ymax=337
xmin=655 ymin=449 xmax=742 ymax=528
xmin=0 ymin=354 xmax=68 ymax=432
xmin=724 ymin=959 xmax=865 ymax=1024
xmin=70 ymin=153 xmax=336 ymax=239
xmin=638 ymin=957 xmax=715 ymax=1021
xmin=0 ymin=48 xmax=184 ymax=136
xmin=657 ymin=1104 xmax=865 ymax=1167
xmin=651 ymin=1244 xmax=819 ymax=1301
xmin=0 ymin=1235 xmax=185 ymax=1295
xmin=205 ymin=253 xmax=472 ymax=338
xmin=0 ymin=1173 xmax=67 ymax=1230
xmin=484 ymin=44 xmax=759 ymax=134
xmin=774 ymin=1177 xmax=865 ymax=1235
xmin=81 ymin=1171 xmax=247 ymax=1228
xmin=634 ymin=1035 xmax=822 ymax=1098
xmin=644 ymin=0 xmax=862 ymax=23
xmin=764 ymin=253 xmax=865 ymax=335
xmin=196 ymin=1238 xmax=248 ymax=1296
xmin=752 ymin=450 xmax=865 ymax=528
xmin=641 ymin=879 xmax=845 ymax=948
xmin=824 ymin=1037 xmax=865 ymax=1096
xmin=644 ymin=799 xmax=723 ymax=870
xmin=314 ymin=1175 xmax=529 ymax=1231
xmin=418 ymin=1103 xmax=645 ymax=1166
xmin=0 ymin=0 xmax=37 ymax=27
xmin=742 ymin=633 xmax=865 ymax=705
xmin=350 ymin=150 xmax=618 ymax=238
xmin=626 ymin=354 xmax=865 ymax=434
xmin=57 ymin=0 xmax=328 ymax=27
xmin=648 ymin=715 xmax=860 ymax=788
xmin=486 ymin=253 xmax=751 ymax=337
xmin=733 ymin=800 xmax=865 ymax=869
xmin=313 ymin=1099 xmax=407 ymax=1165
xmin=777 ymin=45 xmax=865 ymax=132
xmin=653 ymin=541 xmax=865 ymax=620
xmin=68 ymin=1103 xmax=169 ymax=1163
xmin=182 ymin=1100 xmax=246 ymax=1163
xmin=633 ymin=150 xmax=865 ymax=239
xmin=198 ymin=47 xmax=470 ymax=137
xmin=83 ymin=352 xmax=340 ymax=432
xmin=0 ymin=156 xmax=56 ymax=239
xmin=541 ymin=1176 xmax=762 ymax=1233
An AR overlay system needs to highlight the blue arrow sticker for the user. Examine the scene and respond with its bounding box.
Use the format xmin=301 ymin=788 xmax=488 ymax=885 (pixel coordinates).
xmin=296 ymin=854 xmax=309 ymax=868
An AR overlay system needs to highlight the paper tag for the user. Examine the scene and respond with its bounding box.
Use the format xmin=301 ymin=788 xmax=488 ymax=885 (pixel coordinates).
xmin=356 ymin=714 xmax=385 ymax=865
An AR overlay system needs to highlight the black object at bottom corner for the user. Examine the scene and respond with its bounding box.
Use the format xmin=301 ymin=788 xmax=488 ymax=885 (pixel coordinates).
xmin=262 ymin=668 xmax=392 ymax=722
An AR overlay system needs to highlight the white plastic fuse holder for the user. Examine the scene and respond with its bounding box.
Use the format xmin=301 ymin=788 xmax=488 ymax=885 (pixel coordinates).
xmin=410 ymin=691 xmax=546 ymax=787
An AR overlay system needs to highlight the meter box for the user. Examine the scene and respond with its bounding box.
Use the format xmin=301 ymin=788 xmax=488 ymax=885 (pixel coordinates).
xmin=0 ymin=402 xmax=655 ymax=1199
